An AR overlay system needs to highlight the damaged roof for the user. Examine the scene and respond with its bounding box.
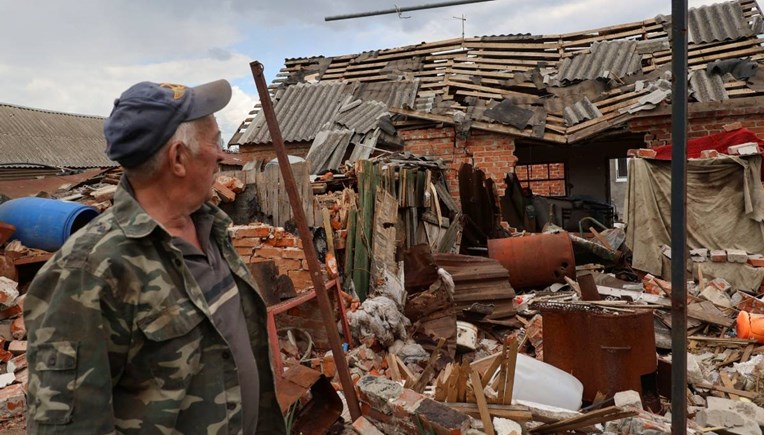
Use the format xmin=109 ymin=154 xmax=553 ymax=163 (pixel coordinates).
xmin=0 ymin=103 xmax=116 ymax=169
xmin=235 ymin=0 xmax=763 ymax=146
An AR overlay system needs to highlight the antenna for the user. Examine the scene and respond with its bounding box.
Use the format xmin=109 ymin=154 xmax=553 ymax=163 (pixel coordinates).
xmin=453 ymin=14 xmax=466 ymax=39
xmin=325 ymin=0 xmax=495 ymax=22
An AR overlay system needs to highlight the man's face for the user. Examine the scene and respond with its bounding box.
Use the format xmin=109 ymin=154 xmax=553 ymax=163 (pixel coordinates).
xmin=187 ymin=116 xmax=224 ymax=205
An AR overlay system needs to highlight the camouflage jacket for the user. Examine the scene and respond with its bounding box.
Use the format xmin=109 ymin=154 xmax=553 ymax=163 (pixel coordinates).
xmin=25 ymin=183 xmax=285 ymax=435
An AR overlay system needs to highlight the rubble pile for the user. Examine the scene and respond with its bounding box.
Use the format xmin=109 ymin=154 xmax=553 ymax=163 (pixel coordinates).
xmin=0 ymin=151 xmax=761 ymax=434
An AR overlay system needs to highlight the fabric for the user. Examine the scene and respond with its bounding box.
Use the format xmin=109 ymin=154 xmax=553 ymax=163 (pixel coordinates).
xmin=24 ymin=179 xmax=285 ymax=434
xmin=625 ymin=155 xmax=764 ymax=290
xmin=652 ymin=128 xmax=764 ymax=160
xmin=172 ymin=212 xmax=260 ymax=434
xmin=104 ymin=80 xmax=232 ymax=167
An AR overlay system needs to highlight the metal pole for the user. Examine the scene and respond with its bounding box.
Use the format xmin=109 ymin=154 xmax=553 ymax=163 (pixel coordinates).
xmin=249 ymin=61 xmax=362 ymax=422
xmin=325 ymin=0 xmax=495 ymax=21
xmin=670 ymin=0 xmax=688 ymax=433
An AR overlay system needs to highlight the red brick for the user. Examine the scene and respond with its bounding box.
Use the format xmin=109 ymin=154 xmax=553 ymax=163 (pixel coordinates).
xmin=230 ymin=224 xmax=272 ymax=239
xmin=700 ymin=150 xmax=719 ymax=158
xmin=8 ymin=341 xmax=25 ymax=355
xmin=0 ymin=384 xmax=25 ymax=420
xmin=282 ymin=248 xmax=306 ymax=260
xmin=710 ymin=250 xmax=727 ymax=263
xmin=0 ymin=295 xmax=23 ymax=321
xmin=637 ymin=148 xmax=657 ymax=158
xmin=747 ymin=256 xmax=763 ymax=267
xmin=10 ymin=317 xmax=24 ymax=341
xmin=352 ymin=416 xmax=384 ymax=435
xmin=270 ymin=237 xmax=297 ymax=248
xmin=254 ymin=246 xmax=282 ymax=259
xmin=235 ymin=247 xmax=254 ymax=257
xmin=232 ymin=237 xmax=262 ymax=248
xmin=288 ymin=270 xmax=313 ymax=290
xmin=274 ymin=258 xmax=302 ymax=273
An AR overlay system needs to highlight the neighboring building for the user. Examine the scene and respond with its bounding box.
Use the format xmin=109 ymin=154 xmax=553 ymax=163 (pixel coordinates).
xmin=232 ymin=0 xmax=764 ymax=213
xmin=0 ymin=103 xmax=116 ymax=182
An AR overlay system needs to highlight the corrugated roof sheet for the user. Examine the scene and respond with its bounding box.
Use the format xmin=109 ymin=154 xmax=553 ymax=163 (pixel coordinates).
xmin=0 ymin=104 xmax=115 ymax=168
xmin=563 ymin=97 xmax=603 ymax=126
xmin=656 ymin=1 xmax=756 ymax=44
xmin=353 ymin=80 xmax=419 ymax=109
xmin=690 ymin=70 xmax=729 ymax=102
xmin=305 ymin=129 xmax=354 ymax=174
xmin=557 ymin=41 xmax=641 ymax=83
xmin=239 ymin=82 xmax=353 ymax=145
xmin=335 ymin=100 xmax=388 ymax=134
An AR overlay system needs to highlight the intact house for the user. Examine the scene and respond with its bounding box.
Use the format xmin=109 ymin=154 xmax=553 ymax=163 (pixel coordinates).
xmin=230 ymin=0 xmax=763 ymax=228
xmin=0 ymin=103 xmax=116 ymax=197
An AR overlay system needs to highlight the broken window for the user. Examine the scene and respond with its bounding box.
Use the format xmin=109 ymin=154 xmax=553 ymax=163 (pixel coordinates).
xmin=514 ymin=163 xmax=566 ymax=197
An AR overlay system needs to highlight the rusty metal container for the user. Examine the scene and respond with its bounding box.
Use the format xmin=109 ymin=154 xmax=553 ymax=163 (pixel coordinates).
xmin=487 ymin=232 xmax=576 ymax=289
xmin=538 ymin=303 xmax=657 ymax=402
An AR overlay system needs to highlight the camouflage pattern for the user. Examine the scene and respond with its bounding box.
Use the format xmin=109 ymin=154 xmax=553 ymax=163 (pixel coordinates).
xmin=25 ymin=182 xmax=285 ymax=434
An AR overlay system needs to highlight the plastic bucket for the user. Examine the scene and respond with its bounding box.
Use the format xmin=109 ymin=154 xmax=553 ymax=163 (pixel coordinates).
xmin=0 ymin=198 xmax=98 ymax=252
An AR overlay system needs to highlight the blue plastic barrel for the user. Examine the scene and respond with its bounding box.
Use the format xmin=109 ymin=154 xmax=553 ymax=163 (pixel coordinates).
xmin=0 ymin=198 xmax=99 ymax=252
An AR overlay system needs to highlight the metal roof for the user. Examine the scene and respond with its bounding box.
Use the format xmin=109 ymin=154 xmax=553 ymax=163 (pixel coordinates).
xmin=690 ymin=70 xmax=729 ymax=102
xmin=0 ymin=103 xmax=116 ymax=169
xmin=656 ymin=0 xmax=757 ymax=43
xmin=353 ymin=80 xmax=419 ymax=108
xmin=557 ymin=41 xmax=642 ymax=84
xmin=239 ymin=82 xmax=353 ymax=145
xmin=335 ymin=100 xmax=388 ymax=134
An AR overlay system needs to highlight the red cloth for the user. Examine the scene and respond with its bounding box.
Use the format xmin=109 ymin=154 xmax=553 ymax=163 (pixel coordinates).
xmin=652 ymin=128 xmax=764 ymax=160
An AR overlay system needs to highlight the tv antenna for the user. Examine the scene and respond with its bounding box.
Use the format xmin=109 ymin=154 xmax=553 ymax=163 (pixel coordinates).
xmin=325 ymin=0 xmax=495 ymax=22
xmin=453 ymin=14 xmax=466 ymax=39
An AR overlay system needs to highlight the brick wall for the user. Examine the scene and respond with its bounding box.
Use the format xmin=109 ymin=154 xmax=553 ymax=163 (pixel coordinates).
xmin=399 ymin=127 xmax=517 ymax=201
xmin=628 ymin=106 xmax=764 ymax=148
xmin=229 ymin=223 xmax=313 ymax=290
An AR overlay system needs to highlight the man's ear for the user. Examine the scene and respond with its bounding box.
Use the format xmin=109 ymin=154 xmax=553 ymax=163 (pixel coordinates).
xmin=167 ymin=141 xmax=188 ymax=177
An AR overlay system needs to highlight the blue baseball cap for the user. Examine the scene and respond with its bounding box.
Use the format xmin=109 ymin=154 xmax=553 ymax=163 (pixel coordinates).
xmin=104 ymin=79 xmax=232 ymax=168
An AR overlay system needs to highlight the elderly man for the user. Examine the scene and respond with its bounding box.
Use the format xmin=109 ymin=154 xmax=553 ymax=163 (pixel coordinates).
xmin=24 ymin=80 xmax=285 ymax=434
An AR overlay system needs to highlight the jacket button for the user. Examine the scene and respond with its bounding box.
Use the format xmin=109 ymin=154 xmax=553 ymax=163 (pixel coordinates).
xmin=222 ymin=351 xmax=231 ymax=360
xmin=173 ymin=259 xmax=182 ymax=266
xmin=227 ymin=402 xmax=236 ymax=410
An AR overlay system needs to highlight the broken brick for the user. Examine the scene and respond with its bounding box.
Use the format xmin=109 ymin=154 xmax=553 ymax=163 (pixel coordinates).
xmin=212 ymin=181 xmax=236 ymax=202
xmin=637 ymin=148 xmax=657 ymax=158
xmin=0 ymin=277 xmax=19 ymax=307
xmin=710 ymin=250 xmax=727 ymax=263
xmin=352 ymin=416 xmax=384 ymax=435
xmin=0 ymin=384 xmax=25 ymax=420
xmin=727 ymin=142 xmax=760 ymax=156
xmin=229 ymin=224 xmax=272 ymax=239
xmin=723 ymin=121 xmax=743 ymax=131
xmin=747 ymin=255 xmax=763 ymax=267
xmin=700 ymin=150 xmax=719 ymax=159
xmin=7 ymin=340 xmax=25 ymax=355
xmin=726 ymin=249 xmax=748 ymax=263
xmin=10 ymin=317 xmax=24 ymax=340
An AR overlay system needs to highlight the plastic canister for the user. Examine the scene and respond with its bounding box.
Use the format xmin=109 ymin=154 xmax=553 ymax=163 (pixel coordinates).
xmin=512 ymin=353 xmax=583 ymax=411
xmin=0 ymin=197 xmax=98 ymax=252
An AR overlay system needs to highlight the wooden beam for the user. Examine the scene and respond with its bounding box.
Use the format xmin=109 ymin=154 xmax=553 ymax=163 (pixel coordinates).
xmin=471 ymin=368 xmax=495 ymax=435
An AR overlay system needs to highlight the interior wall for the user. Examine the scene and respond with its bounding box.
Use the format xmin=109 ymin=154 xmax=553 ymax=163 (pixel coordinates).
xmin=514 ymin=134 xmax=643 ymax=207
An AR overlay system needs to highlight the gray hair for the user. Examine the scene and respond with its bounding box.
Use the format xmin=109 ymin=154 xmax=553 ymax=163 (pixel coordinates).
xmin=124 ymin=116 xmax=210 ymax=181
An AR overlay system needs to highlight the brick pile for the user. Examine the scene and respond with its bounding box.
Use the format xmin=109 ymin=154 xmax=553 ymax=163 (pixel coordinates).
xmin=0 ymin=275 xmax=28 ymax=426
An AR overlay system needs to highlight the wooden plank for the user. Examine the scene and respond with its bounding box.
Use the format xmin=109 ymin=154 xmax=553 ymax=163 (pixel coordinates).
xmin=694 ymin=383 xmax=759 ymax=400
xmin=719 ymin=372 xmax=740 ymax=400
xmin=386 ymin=353 xmax=402 ymax=382
xmin=344 ymin=206 xmax=357 ymax=284
xmin=476 ymin=352 xmax=503 ymax=386
xmin=446 ymin=403 xmax=533 ymax=421
xmin=501 ymin=339 xmax=519 ymax=405
xmin=467 ymin=49 xmax=560 ymax=59
xmin=411 ymin=338 xmax=446 ymax=393
xmin=470 ymin=368 xmax=496 ymax=435
xmin=687 ymin=303 xmax=735 ymax=327
xmin=395 ymin=354 xmax=417 ymax=384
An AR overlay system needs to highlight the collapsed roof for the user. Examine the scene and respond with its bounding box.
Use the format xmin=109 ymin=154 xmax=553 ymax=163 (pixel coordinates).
xmin=232 ymin=0 xmax=763 ymax=151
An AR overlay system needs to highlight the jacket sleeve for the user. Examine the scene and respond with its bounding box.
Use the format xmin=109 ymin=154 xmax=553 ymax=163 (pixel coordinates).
xmin=25 ymin=257 xmax=129 ymax=434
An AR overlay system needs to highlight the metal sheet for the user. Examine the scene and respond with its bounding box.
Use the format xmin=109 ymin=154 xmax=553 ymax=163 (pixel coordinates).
xmin=656 ymin=0 xmax=756 ymax=44
xmin=538 ymin=303 xmax=657 ymax=401
xmin=335 ymin=100 xmax=388 ymax=134
xmin=690 ymin=70 xmax=728 ymax=102
xmin=487 ymin=232 xmax=576 ymax=290
xmin=557 ymin=41 xmax=641 ymax=84
xmin=562 ymin=97 xmax=603 ymax=126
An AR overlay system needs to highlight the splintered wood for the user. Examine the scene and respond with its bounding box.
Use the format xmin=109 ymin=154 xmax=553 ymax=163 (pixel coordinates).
xmin=434 ymin=338 xmax=519 ymax=406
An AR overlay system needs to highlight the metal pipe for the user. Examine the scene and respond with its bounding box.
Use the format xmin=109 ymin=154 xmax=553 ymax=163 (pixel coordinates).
xmin=670 ymin=0 xmax=689 ymax=433
xmin=249 ymin=61 xmax=362 ymax=421
xmin=325 ymin=0 xmax=495 ymax=21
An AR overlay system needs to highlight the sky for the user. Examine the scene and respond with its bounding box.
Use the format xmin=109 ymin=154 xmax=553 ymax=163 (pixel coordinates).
xmin=0 ymin=0 xmax=712 ymax=143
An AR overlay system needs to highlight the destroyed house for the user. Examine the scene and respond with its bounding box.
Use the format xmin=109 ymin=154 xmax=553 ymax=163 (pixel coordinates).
xmin=232 ymin=0 xmax=764 ymax=227
xmin=0 ymin=103 xmax=115 ymax=183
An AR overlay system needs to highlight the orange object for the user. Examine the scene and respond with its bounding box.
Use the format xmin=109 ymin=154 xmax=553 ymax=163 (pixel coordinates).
xmin=736 ymin=311 xmax=764 ymax=343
